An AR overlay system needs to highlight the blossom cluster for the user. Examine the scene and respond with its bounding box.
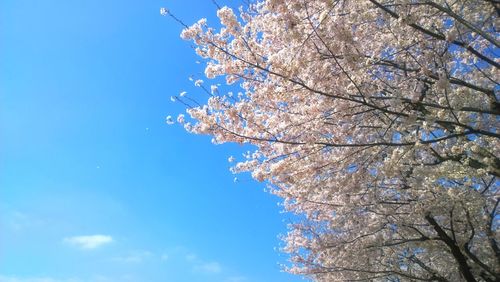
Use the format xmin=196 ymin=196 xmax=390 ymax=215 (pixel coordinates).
xmin=175 ymin=1 xmax=500 ymax=281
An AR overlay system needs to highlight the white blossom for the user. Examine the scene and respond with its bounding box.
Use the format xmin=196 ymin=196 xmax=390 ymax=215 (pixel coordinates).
xmin=177 ymin=114 xmax=185 ymax=124
xmin=176 ymin=1 xmax=500 ymax=281
xmin=194 ymin=79 xmax=203 ymax=87
xmin=160 ymin=7 xmax=168 ymax=16
xmin=165 ymin=115 xmax=174 ymax=125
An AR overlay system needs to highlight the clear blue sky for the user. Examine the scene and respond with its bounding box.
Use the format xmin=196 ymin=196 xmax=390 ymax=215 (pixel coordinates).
xmin=0 ymin=1 xmax=303 ymax=281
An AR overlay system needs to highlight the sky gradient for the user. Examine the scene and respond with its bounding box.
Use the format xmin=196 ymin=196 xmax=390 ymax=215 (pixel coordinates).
xmin=0 ymin=1 xmax=302 ymax=281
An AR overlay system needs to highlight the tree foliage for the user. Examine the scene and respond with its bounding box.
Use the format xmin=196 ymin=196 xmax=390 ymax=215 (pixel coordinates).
xmin=167 ymin=1 xmax=500 ymax=281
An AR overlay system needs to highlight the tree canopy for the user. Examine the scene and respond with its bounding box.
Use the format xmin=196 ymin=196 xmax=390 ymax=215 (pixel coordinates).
xmin=167 ymin=1 xmax=499 ymax=281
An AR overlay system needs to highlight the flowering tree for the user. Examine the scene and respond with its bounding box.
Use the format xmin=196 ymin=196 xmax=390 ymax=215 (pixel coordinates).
xmin=165 ymin=1 xmax=499 ymax=281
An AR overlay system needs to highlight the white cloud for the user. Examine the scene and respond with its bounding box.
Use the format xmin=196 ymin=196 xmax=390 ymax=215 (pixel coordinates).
xmin=160 ymin=253 xmax=169 ymax=261
xmin=0 ymin=275 xmax=131 ymax=282
xmin=185 ymin=253 xmax=197 ymax=262
xmin=225 ymin=276 xmax=248 ymax=282
xmin=197 ymin=261 xmax=222 ymax=274
xmin=2 ymin=210 xmax=47 ymax=231
xmin=179 ymin=249 xmax=223 ymax=274
xmin=63 ymin=235 xmax=113 ymax=250
xmin=0 ymin=276 xmax=77 ymax=282
xmin=111 ymin=251 xmax=152 ymax=263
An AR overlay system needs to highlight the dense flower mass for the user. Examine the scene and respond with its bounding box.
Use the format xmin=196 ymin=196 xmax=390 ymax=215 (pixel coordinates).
xmin=171 ymin=1 xmax=499 ymax=281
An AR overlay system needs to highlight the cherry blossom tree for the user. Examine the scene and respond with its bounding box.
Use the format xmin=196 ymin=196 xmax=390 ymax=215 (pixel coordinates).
xmin=165 ymin=1 xmax=499 ymax=281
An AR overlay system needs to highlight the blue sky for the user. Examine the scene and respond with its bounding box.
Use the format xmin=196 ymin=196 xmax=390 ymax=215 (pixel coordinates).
xmin=0 ymin=1 xmax=302 ymax=281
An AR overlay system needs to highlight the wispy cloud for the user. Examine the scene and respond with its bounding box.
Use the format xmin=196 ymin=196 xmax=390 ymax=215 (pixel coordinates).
xmin=0 ymin=275 xmax=131 ymax=282
xmin=0 ymin=275 xmax=76 ymax=282
xmin=0 ymin=275 xmax=62 ymax=282
xmin=182 ymin=251 xmax=222 ymax=274
xmin=1 ymin=209 xmax=47 ymax=231
xmin=197 ymin=261 xmax=222 ymax=274
xmin=160 ymin=253 xmax=169 ymax=261
xmin=225 ymin=276 xmax=248 ymax=282
xmin=63 ymin=235 xmax=113 ymax=250
xmin=111 ymin=250 xmax=153 ymax=263
xmin=185 ymin=253 xmax=198 ymax=262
